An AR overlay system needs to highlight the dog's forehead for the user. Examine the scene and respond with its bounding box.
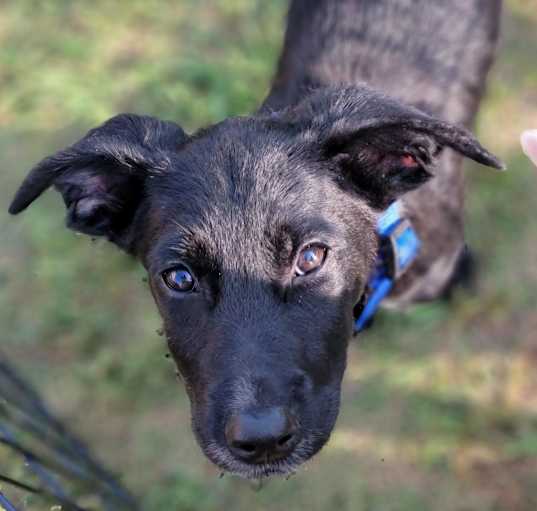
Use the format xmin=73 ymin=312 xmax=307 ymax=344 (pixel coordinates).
xmin=144 ymin=118 xmax=362 ymax=270
xmin=152 ymin=121 xmax=334 ymax=229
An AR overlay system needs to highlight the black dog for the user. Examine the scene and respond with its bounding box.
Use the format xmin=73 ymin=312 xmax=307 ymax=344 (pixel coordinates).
xmin=9 ymin=0 xmax=503 ymax=478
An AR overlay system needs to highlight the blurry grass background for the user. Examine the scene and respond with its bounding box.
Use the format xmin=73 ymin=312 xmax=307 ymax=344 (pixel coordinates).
xmin=1 ymin=0 xmax=536 ymax=510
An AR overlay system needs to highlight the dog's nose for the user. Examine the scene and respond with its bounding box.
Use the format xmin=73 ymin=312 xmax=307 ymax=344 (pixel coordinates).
xmin=225 ymin=407 xmax=299 ymax=462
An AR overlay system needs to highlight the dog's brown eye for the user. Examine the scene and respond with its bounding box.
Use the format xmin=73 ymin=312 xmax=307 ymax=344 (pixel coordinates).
xmin=162 ymin=266 xmax=196 ymax=292
xmin=295 ymin=245 xmax=327 ymax=276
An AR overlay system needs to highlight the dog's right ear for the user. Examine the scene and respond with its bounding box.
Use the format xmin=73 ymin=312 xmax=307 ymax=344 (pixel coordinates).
xmin=9 ymin=114 xmax=187 ymax=251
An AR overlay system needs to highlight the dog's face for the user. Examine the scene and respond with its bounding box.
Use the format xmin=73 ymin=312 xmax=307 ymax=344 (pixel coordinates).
xmin=143 ymin=116 xmax=379 ymax=477
xmin=9 ymin=87 xmax=502 ymax=478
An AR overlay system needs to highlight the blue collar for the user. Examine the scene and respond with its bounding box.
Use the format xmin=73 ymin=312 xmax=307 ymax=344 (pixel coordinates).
xmin=354 ymin=201 xmax=421 ymax=332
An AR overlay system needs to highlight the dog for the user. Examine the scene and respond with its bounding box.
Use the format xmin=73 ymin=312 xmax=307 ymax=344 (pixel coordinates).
xmin=9 ymin=0 xmax=503 ymax=479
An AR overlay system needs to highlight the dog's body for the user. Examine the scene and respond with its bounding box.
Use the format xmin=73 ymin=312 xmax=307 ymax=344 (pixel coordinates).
xmin=9 ymin=0 xmax=503 ymax=478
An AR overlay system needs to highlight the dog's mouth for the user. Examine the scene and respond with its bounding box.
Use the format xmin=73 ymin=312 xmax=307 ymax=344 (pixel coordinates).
xmin=203 ymin=436 xmax=319 ymax=480
xmin=188 ymin=375 xmax=343 ymax=479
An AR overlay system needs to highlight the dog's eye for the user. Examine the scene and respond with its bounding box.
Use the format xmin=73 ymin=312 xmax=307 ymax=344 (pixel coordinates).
xmin=295 ymin=244 xmax=327 ymax=276
xmin=162 ymin=266 xmax=196 ymax=292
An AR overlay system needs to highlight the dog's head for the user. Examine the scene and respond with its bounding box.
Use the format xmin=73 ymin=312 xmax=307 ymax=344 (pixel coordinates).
xmin=9 ymin=86 xmax=503 ymax=478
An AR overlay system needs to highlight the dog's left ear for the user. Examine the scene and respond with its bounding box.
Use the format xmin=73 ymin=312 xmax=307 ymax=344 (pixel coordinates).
xmin=9 ymin=114 xmax=187 ymax=251
xmin=284 ymin=86 xmax=505 ymax=209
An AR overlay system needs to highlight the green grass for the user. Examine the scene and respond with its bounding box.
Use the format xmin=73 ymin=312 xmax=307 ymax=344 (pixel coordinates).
xmin=1 ymin=1 xmax=537 ymax=510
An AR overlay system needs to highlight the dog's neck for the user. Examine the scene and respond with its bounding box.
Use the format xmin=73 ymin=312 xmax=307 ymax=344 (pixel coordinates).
xmin=262 ymin=0 xmax=498 ymax=125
